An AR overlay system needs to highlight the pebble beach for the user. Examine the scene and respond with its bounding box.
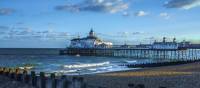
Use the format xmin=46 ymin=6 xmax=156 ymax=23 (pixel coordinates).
xmin=1 ymin=62 xmax=200 ymax=88
xmin=83 ymin=62 xmax=200 ymax=88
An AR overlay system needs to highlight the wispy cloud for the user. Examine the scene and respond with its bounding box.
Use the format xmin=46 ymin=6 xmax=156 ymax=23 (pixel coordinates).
xmin=164 ymin=0 xmax=200 ymax=10
xmin=122 ymin=10 xmax=148 ymax=17
xmin=0 ymin=8 xmax=14 ymax=15
xmin=55 ymin=0 xmax=129 ymax=14
xmin=117 ymin=31 xmax=145 ymax=37
xmin=159 ymin=12 xmax=170 ymax=19
xmin=134 ymin=10 xmax=148 ymax=17
xmin=0 ymin=25 xmax=69 ymax=40
xmin=122 ymin=11 xmax=129 ymax=16
xmin=0 ymin=26 xmax=10 ymax=30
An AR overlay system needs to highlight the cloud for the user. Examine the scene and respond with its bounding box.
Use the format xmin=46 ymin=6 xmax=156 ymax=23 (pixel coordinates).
xmin=0 ymin=26 xmax=69 ymax=40
xmin=0 ymin=26 xmax=10 ymax=31
xmin=0 ymin=8 xmax=14 ymax=15
xmin=159 ymin=12 xmax=170 ymax=19
xmin=117 ymin=31 xmax=144 ymax=37
xmin=164 ymin=0 xmax=200 ymax=9
xmin=122 ymin=11 xmax=129 ymax=16
xmin=134 ymin=11 xmax=148 ymax=17
xmin=55 ymin=0 xmax=129 ymax=14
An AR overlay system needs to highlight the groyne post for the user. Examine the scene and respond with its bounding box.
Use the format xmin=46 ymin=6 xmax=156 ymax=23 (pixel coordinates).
xmin=128 ymin=83 xmax=135 ymax=88
xmin=4 ymin=68 xmax=9 ymax=76
xmin=136 ymin=84 xmax=145 ymax=88
xmin=17 ymin=73 xmax=23 ymax=81
xmin=51 ymin=73 xmax=57 ymax=88
xmin=73 ymin=77 xmax=84 ymax=88
xmin=159 ymin=87 xmax=166 ymax=88
xmin=22 ymin=70 xmax=28 ymax=83
xmin=15 ymin=68 xmax=22 ymax=81
xmin=7 ymin=68 xmax=12 ymax=77
xmin=10 ymin=69 xmax=15 ymax=79
xmin=40 ymin=72 xmax=46 ymax=88
xmin=61 ymin=75 xmax=72 ymax=88
xmin=0 ymin=67 xmax=3 ymax=75
xmin=31 ymin=71 xmax=37 ymax=87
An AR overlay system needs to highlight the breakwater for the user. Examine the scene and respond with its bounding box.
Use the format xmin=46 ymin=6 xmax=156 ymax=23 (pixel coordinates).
xmin=124 ymin=59 xmax=200 ymax=68
xmin=0 ymin=67 xmax=86 ymax=88
xmin=0 ymin=67 xmax=171 ymax=88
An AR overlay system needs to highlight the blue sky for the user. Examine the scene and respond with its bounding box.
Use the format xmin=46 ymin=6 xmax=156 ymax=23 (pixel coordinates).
xmin=0 ymin=0 xmax=200 ymax=48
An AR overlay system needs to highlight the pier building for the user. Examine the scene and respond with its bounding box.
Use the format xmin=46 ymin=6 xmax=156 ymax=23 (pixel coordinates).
xmin=69 ymin=29 xmax=112 ymax=49
xmin=151 ymin=37 xmax=178 ymax=49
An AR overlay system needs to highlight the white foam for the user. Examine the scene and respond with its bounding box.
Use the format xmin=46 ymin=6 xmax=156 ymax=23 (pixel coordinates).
xmin=125 ymin=60 xmax=137 ymax=63
xmin=63 ymin=61 xmax=110 ymax=68
xmin=54 ymin=69 xmax=77 ymax=73
xmin=19 ymin=66 xmax=34 ymax=70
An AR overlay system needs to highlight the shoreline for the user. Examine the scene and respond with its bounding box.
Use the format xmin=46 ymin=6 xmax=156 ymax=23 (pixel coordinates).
xmin=81 ymin=62 xmax=200 ymax=88
xmin=1 ymin=61 xmax=200 ymax=88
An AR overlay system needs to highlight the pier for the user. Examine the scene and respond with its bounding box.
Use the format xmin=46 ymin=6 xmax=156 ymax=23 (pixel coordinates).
xmin=63 ymin=31 xmax=200 ymax=61
xmin=61 ymin=48 xmax=200 ymax=61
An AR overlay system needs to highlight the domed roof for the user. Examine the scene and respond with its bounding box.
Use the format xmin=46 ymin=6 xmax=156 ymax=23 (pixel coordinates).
xmin=71 ymin=29 xmax=102 ymax=42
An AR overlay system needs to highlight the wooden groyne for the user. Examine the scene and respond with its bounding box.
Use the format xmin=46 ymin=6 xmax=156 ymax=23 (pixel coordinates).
xmin=124 ymin=59 xmax=200 ymax=68
xmin=0 ymin=68 xmax=85 ymax=88
xmin=0 ymin=67 xmax=170 ymax=88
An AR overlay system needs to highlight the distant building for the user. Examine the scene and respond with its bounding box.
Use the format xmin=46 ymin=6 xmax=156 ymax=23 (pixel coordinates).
xmin=136 ymin=44 xmax=152 ymax=49
xmin=69 ymin=29 xmax=113 ymax=48
xmin=151 ymin=37 xmax=179 ymax=49
xmin=179 ymin=40 xmax=191 ymax=48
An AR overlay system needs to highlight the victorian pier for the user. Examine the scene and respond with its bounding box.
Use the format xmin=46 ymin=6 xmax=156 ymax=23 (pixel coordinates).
xmin=60 ymin=29 xmax=200 ymax=60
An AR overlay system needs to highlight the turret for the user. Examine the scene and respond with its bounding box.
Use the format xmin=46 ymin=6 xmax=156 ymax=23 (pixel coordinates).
xmin=173 ymin=38 xmax=176 ymax=43
xmin=163 ymin=37 xmax=166 ymax=43
xmin=89 ymin=28 xmax=95 ymax=37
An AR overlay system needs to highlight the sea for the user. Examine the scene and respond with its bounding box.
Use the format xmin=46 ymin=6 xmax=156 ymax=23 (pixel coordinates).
xmin=0 ymin=48 xmax=199 ymax=75
xmin=0 ymin=55 xmax=151 ymax=75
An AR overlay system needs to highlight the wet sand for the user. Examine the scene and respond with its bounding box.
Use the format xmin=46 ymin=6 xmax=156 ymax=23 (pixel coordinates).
xmin=83 ymin=62 xmax=200 ymax=88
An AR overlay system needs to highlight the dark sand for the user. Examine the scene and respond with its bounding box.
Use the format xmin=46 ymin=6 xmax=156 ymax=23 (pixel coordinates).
xmin=82 ymin=62 xmax=200 ymax=88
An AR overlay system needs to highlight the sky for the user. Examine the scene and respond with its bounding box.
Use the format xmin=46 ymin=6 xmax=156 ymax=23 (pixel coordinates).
xmin=0 ymin=0 xmax=200 ymax=48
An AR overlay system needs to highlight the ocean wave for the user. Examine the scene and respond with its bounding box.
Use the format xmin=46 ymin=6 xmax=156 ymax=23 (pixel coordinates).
xmin=54 ymin=69 xmax=78 ymax=73
xmin=63 ymin=61 xmax=110 ymax=68
xmin=18 ymin=66 xmax=34 ymax=70
xmin=124 ymin=60 xmax=137 ymax=63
